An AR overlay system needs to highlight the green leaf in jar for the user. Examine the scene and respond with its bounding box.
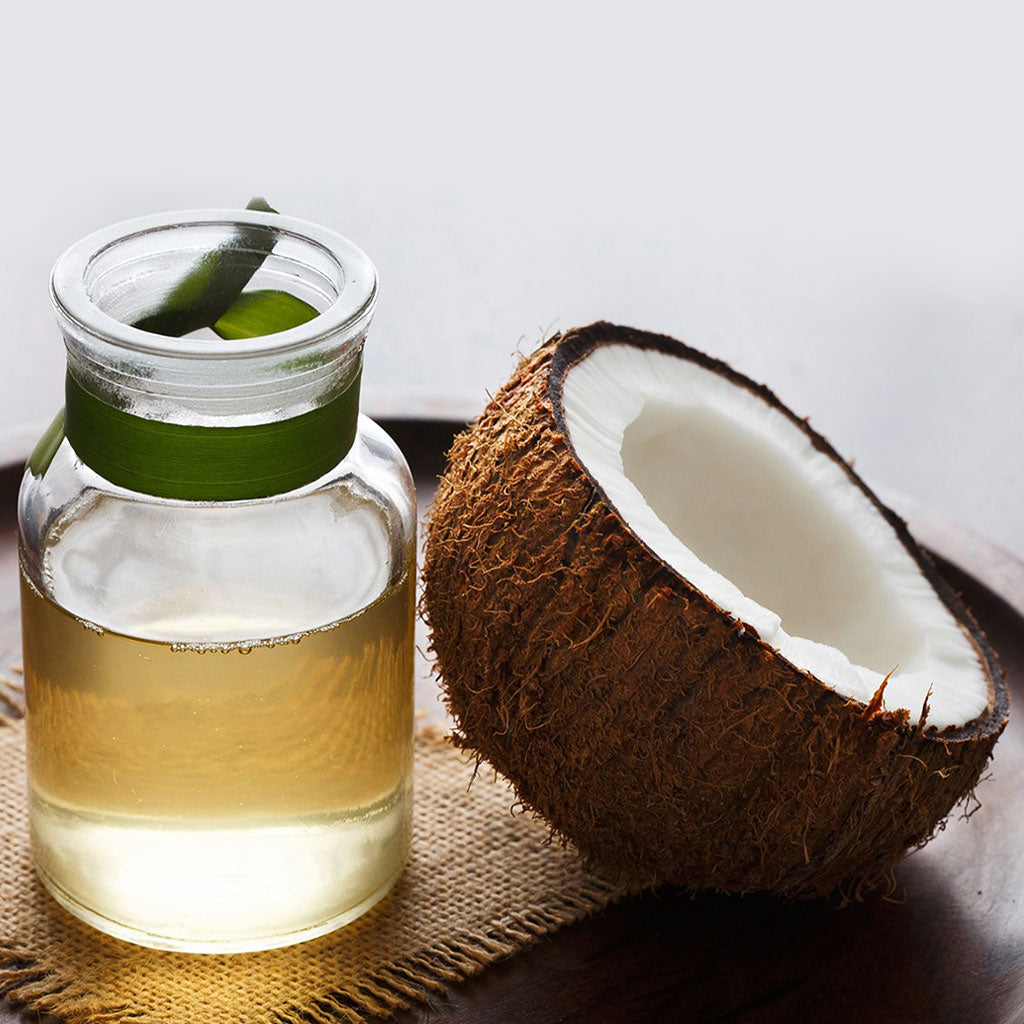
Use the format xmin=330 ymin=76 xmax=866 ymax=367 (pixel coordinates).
xmin=213 ymin=289 xmax=319 ymax=340
xmin=132 ymin=197 xmax=280 ymax=337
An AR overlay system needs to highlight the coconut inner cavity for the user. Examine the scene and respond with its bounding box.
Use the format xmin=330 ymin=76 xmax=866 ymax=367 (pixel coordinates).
xmin=561 ymin=342 xmax=990 ymax=730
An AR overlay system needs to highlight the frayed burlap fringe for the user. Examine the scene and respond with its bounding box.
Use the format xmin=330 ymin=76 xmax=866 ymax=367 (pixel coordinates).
xmin=0 ymin=722 xmax=625 ymax=1024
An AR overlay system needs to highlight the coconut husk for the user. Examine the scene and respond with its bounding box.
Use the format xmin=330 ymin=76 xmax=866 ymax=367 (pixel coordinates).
xmin=422 ymin=322 xmax=1007 ymax=898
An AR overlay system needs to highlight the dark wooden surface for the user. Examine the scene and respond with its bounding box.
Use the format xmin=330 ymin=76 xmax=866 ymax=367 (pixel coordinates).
xmin=2 ymin=422 xmax=1024 ymax=1024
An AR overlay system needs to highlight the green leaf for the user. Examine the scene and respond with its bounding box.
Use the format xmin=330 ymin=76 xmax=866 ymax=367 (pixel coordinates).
xmin=64 ymin=369 xmax=360 ymax=501
xmin=132 ymin=197 xmax=280 ymax=337
xmin=27 ymin=408 xmax=66 ymax=476
xmin=30 ymin=198 xmax=335 ymax=492
xmin=213 ymin=289 xmax=319 ymax=340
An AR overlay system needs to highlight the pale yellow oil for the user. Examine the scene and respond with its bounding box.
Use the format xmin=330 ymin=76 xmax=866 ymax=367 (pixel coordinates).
xmin=21 ymin=569 xmax=414 ymax=952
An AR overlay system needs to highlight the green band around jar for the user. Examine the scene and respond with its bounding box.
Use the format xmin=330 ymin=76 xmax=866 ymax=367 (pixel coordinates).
xmin=64 ymin=370 xmax=361 ymax=501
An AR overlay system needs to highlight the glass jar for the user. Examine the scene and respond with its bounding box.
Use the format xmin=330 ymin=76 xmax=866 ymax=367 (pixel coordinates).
xmin=17 ymin=210 xmax=416 ymax=953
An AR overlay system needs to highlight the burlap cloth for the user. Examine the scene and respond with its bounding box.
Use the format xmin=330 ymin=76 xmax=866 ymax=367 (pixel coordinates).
xmin=0 ymin=712 xmax=625 ymax=1024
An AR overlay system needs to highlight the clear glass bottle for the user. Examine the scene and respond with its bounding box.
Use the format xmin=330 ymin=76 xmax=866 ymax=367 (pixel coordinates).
xmin=17 ymin=210 xmax=416 ymax=953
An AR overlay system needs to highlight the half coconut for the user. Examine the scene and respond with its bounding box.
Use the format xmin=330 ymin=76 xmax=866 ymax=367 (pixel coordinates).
xmin=424 ymin=322 xmax=1007 ymax=897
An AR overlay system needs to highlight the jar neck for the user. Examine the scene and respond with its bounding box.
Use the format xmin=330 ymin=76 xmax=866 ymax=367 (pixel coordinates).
xmin=49 ymin=210 xmax=377 ymax=500
xmin=63 ymin=365 xmax=363 ymax=502
xmin=63 ymin=336 xmax=365 ymax=427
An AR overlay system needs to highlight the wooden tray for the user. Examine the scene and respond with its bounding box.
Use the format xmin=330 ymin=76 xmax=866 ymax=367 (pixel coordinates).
xmin=1 ymin=420 xmax=1022 ymax=1024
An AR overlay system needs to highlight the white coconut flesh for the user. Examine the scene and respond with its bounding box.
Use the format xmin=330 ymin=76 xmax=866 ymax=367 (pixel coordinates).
xmin=561 ymin=343 xmax=990 ymax=731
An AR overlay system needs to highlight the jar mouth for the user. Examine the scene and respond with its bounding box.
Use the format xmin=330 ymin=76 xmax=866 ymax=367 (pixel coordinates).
xmin=50 ymin=209 xmax=378 ymax=360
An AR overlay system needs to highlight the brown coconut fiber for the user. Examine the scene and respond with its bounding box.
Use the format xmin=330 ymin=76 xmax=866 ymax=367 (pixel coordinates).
xmin=0 ymin=710 xmax=625 ymax=1024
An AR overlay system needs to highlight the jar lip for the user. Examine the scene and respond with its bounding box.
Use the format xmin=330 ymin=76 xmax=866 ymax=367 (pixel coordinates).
xmin=50 ymin=209 xmax=378 ymax=360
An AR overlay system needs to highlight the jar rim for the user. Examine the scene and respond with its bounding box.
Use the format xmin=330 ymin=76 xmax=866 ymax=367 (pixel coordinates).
xmin=50 ymin=209 xmax=378 ymax=360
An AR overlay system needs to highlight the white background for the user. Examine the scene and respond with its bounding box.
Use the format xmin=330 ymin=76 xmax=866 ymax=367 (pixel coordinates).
xmin=1 ymin=1 xmax=1021 ymax=555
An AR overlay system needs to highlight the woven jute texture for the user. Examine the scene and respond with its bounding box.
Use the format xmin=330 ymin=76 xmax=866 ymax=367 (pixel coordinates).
xmin=0 ymin=719 xmax=624 ymax=1024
